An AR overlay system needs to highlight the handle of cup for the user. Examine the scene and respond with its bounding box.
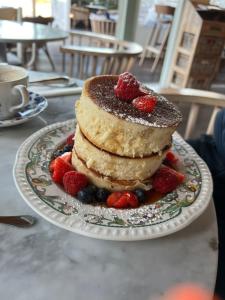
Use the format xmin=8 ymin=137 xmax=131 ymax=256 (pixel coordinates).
xmin=10 ymin=85 xmax=30 ymax=112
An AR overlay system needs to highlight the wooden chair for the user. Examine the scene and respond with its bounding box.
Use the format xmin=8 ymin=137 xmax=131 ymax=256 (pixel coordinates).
xmin=0 ymin=7 xmax=22 ymax=21
xmin=60 ymin=30 xmax=143 ymax=79
xmin=155 ymin=87 xmax=225 ymax=139
xmin=22 ymin=16 xmax=55 ymax=70
xmin=0 ymin=7 xmax=22 ymax=64
xmin=70 ymin=5 xmax=89 ymax=29
xmin=139 ymin=5 xmax=175 ymax=72
xmin=90 ymin=18 xmax=116 ymax=35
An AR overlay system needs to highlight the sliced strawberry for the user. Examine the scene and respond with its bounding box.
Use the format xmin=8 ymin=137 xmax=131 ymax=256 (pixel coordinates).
xmin=165 ymin=150 xmax=179 ymax=164
xmin=152 ymin=166 xmax=185 ymax=194
xmin=107 ymin=192 xmax=123 ymax=207
xmin=52 ymin=157 xmax=74 ymax=185
xmin=107 ymin=191 xmax=139 ymax=209
xmin=66 ymin=133 xmax=75 ymax=147
xmin=63 ymin=171 xmax=88 ymax=196
xmin=61 ymin=152 xmax=72 ymax=164
xmin=122 ymin=192 xmax=139 ymax=208
xmin=49 ymin=159 xmax=56 ymax=173
xmin=114 ymin=72 xmax=144 ymax=101
xmin=132 ymin=95 xmax=157 ymax=113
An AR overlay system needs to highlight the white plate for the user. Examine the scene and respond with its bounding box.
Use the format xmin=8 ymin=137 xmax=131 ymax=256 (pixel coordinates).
xmin=13 ymin=120 xmax=213 ymax=241
xmin=0 ymin=91 xmax=47 ymax=128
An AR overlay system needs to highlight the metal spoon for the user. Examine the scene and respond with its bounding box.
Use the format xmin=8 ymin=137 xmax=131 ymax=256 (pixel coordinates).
xmin=29 ymin=75 xmax=70 ymax=84
xmin=29 ymin=76 xmax=78 ymax=88
xmin=0 ymin=215 xmax=37 ymax=228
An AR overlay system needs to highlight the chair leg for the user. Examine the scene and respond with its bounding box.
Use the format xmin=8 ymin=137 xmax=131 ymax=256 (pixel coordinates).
xmin=62 ymin=52 xmax=65 ymax=73
xmin=185 ymin=103 xmax=200 ymax=139
xmin=43 ymin=43 xmax=55 ymax=71
xmin=139 ymin=23 xmax=157 ymax=66
xmin=207 ymin=107 xmax=221 ymax=135
xmin=139 ymin=49 xmax=147 ymax=66
xmin=70 ymin=54 xmax=74 ymax=77
xmin=151 ymin=23 xmax=171 ymax=73
xmin=150 ymin=53 xmax=161 ymax=72
xmin=0 ymin=43 xmax=7 ymax=62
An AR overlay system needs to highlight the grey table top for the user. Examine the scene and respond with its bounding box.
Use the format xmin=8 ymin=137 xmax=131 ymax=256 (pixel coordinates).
xmin=0 ymin=93 xmax=218 ymax=300
xmin=0 ymin=20 xmax=68 ymax=43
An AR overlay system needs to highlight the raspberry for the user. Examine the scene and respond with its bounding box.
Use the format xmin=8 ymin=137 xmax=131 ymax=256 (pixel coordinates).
xmin=107 ymin=191 xmax=139 ymax=209
xmin=52 ymin=157 xmax=74 ymax=185
xmin=63 ymin=171 xmax=88 ymax=196
xmin=114 ymin=72 xmax=144 ymax=101
xmin=132 ymin=95 xmax=157 ymax=113
xmin=66 ymin=133 xmax=75 ymax=147
xmin=152 ymin=166 xmax=185 ymax=194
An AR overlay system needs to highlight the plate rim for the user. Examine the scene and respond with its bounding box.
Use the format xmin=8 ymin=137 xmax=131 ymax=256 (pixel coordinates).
xmin=13 ymin=119 xmax=213 ymax=241
xmin=0 ymin=91 xmax=48 ymax=128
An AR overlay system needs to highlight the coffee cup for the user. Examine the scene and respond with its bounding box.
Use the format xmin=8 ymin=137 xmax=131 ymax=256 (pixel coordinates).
xmin=0 ymin=65 xmax=30 ymax=120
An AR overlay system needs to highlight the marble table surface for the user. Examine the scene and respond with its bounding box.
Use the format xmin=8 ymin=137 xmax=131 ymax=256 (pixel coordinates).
xmin=0 ymin=95 xmax=218 ymax=300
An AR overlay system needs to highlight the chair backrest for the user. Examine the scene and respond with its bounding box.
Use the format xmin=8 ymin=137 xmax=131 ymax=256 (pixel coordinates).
xmin=61 ymin=30 xmax=143 ymax=79
xmin=90 ymin=18 xmax=116 ymax=35
xmin=0 ymin=7 xmax=22 ymax=21
xmin=155 ymin=87 xmax=225 ymax=139
xmin=70 ymin=5 xmax=89 ymax=22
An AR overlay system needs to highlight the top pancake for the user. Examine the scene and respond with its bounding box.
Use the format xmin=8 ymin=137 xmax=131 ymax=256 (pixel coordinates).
xmin=84 ymin=75 xmax=182 ymax=128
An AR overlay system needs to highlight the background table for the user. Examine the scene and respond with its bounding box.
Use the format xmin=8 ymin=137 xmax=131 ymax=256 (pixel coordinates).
xmin=0 ymin=93 xmax=218 ymax=300
xmin=0 ymin=20 xmax=68 ymax=68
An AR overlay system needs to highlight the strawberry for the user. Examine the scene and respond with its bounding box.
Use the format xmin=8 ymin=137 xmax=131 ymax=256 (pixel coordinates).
xmin=66 ymin=133 xmax=75 ymax=147
xmin=50 ymin=152 xmax=72 ymax=173
xmin=61 ymin=151 xmax=72 ymax=164
xmin=122 ymin=192 xmax=139 ymax=208
xmin=107 ymin=191 xmax=139 ymax=209
xmin=132 ymin=95 xmax=157 ymax=113
xmin=114 ymin=72 xmax=144 ymax=101
xmin=49 ymin=159 xmax=56 ymax=173
xmin=52 ymin=157 xmax=74 ymax=185
xmin=152 ymin=166 xmax=185 ymax=194
xmin=63 ymin=171 xmax=88 ymax=196
xmin=165 ymin=150 xmax=179 ymax=165
xmin=107 ymin=192 xmax=123 ymax=207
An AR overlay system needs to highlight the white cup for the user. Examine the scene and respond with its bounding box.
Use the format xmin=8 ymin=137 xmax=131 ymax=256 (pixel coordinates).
xmin=0 ymin=65 xmax=30 ymax=120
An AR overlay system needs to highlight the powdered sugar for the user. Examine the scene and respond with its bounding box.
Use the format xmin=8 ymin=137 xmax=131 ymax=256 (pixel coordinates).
xmin=87 ymin=75 xmax=182 ymax=128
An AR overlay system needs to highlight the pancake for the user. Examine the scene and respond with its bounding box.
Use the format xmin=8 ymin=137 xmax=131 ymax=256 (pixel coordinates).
xmin=74 ymin=125 xmax=170 ymax=181
xmin=76 ymin=75 xmax=182 ymax=157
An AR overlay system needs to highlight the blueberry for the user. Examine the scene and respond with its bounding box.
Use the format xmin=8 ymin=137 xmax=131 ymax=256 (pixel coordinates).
xmin=96 ymin=188 xmax=110 ymax=203
xmin=134 ymin=189 xmax=147 ymax=204
xmin=63 ymin=144 xmax=73 ymax=152
xmin=77 ymin=189 xmax=93 ymax=204
xmin=86 ymin=184 xmax=98 ymax=195
xmin=76 ymin=185 xmax=97 ymax=204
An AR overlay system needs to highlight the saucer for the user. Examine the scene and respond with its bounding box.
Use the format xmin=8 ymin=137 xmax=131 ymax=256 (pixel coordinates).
xmin=0 ymin=91 xmax=48 ymax=128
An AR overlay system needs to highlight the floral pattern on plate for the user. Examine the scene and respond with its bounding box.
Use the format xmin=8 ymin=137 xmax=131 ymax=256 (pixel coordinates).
xmin=14 ymin=120 xmax=213 ymax=240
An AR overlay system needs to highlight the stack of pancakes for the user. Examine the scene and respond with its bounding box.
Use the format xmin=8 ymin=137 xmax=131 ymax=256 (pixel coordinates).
xmin=72 ymin=75 xmax=182 ymax=191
